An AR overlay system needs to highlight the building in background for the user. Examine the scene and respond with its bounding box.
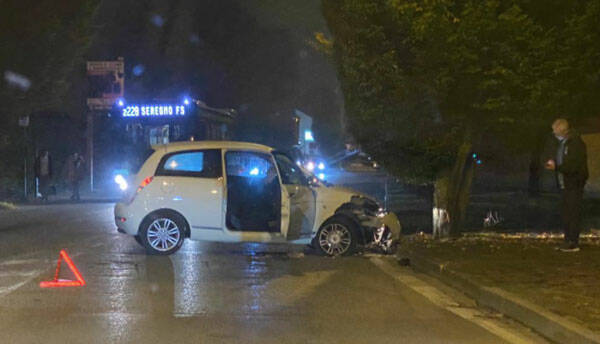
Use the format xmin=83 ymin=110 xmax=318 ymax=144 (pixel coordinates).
xmin=112 ymin=99 xmax=236 ymax=147
xmin=293 ymin=109 xmax=317 ymax=157
xmin=85 ymin=58 xmax=239 ymax=193
xmin=91 ymin=99 xmax=236 ymax=193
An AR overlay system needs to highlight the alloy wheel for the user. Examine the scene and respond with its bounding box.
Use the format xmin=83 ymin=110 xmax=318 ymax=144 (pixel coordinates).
xmin=318 ymin=223 xmax=352 ymax=256
xmin=146 ymin=218 xmax=181 ymax=252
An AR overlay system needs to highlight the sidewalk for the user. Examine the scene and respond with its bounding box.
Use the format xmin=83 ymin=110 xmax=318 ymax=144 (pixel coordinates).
xmin=400 ymin=233 xmax=600 ymax=344
xmin=19 ymin=185 xmax=119 ymax=206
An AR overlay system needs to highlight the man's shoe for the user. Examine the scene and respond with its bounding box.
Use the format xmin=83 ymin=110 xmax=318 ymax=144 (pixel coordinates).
xmin=560 ymin=243 xmax=580 ymax=252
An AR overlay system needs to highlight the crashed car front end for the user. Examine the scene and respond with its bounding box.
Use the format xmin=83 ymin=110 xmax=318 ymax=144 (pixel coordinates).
xmin=332 ymin=195 xmax=402 ymax=253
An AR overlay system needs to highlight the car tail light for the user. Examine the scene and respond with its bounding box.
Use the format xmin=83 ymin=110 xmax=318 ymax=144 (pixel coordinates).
xmin=138 ymin=176 xmax=154 ymax=191
xmin=126 ymin=176 xmax=154 ymax=204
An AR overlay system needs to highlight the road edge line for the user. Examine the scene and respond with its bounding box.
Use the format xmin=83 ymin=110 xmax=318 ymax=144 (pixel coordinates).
xmin=403 ymin=251 xmax=600 ymax=344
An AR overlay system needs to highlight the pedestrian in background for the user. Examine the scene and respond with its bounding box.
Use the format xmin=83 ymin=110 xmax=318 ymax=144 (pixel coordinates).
xmin=66 ymin=152 xmax=85 ymax=201
xmin=545 ymin=118 xmax=589 ymax=252
xmin=34 ymin=149 xmax=52 ymax=201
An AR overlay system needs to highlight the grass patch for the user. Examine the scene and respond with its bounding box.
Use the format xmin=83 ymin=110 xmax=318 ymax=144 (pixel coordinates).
xmin=402 ymin=234 xmax=600 ymax=332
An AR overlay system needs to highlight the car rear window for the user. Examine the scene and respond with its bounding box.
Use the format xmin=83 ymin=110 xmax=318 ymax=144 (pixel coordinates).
xmin=155 ymin=149 xmax=222 ymax=178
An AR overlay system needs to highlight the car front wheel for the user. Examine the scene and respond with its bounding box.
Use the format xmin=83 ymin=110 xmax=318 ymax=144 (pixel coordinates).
xmin=139 ymin=212 xmax=185 ymax=255
xmin=315 ymin=217 xmax=357 ymax=256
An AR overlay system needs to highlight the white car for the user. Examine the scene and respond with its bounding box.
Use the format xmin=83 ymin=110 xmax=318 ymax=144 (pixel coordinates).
xmin=114 ymin=141 xmax=401 ymax=256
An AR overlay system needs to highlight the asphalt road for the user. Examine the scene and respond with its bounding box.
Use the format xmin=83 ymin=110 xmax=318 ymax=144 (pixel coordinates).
xmin=0 ymin=202 xmax=547 ymax=343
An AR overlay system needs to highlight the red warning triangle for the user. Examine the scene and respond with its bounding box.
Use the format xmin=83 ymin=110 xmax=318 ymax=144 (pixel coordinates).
xmin=40 ymin=250 xmax=86 ymax=288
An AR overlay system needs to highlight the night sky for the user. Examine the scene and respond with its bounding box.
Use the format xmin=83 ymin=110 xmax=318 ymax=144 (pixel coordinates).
xmin=87 ymin=0 xmax=344 ymax=152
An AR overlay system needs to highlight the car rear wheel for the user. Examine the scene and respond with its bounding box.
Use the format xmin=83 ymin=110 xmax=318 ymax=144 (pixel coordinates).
xmin=139 ymin=212 xmax=185 ymax=255
xmin=316 ymin=217 xmax=357 ymax=256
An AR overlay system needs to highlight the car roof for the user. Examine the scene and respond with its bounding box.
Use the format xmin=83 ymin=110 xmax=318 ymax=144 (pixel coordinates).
xmin=151 ymin=140 xmax=274 ymax=154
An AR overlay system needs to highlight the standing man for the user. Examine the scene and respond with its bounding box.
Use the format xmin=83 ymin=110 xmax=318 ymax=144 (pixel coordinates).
xmin=34 ymin=150 xmax=52 ymax=201
xmin=67 ymin=152 xmax=85 ymax=201
xmin=545 ymin=118 xmax=589 ymax=252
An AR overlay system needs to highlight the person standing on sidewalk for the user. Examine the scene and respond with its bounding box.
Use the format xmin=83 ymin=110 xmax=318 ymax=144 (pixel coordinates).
xmin=545 ymin=118 xmax=589 ymax=252
xmin=66 ymin=152 xmax=85 ymax=201
xmin=34 ymin=150 xmax=52 ymax=201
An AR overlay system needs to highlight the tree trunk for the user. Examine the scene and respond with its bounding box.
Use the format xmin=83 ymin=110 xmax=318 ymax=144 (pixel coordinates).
xmin=451 ymin=155 xmax=475 ymax=235
xmin=432 ymin=138 xmax=475 ymax=238
xmin=432 ymin=174 xmax=451 ymax=238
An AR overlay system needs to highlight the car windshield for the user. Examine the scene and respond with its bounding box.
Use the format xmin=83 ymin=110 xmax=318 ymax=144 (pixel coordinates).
xmin=273 ymin=152 xmax=308 ymax=186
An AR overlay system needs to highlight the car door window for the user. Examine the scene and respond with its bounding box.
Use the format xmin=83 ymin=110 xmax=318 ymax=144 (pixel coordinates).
xmin=155 ymin=149 xmax=221 ymax=178
xmin=274 ymin=153 xmax=308 ymax=186
xmin=225 ymin=151 xmax=281 ymax=232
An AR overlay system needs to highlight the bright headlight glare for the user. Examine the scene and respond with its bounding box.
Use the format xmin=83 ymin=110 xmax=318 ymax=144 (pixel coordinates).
xmin=114 ymin=174 xmax=128 ymax=190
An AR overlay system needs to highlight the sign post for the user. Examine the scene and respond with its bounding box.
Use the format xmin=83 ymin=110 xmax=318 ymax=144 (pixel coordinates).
xmin=86 ymin=57 xmax=124 ymax=192
xmin=18 ymin=116 xmax=29 ymax=199
xmin=86 ymin=111 xmax=94 ymax=192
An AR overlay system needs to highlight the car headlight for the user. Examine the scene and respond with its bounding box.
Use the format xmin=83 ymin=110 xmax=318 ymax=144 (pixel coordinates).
xmin=114 ymin=174 xmax=128 ymax=191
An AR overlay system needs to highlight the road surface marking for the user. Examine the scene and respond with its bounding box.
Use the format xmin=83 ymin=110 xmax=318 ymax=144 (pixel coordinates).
xmin=0 ymin=252 xmax=83 ymax=298
xmin=370 ymin=257 xmax=547 ymax=344
xmin=0 ymin=270 xmax=42 ymax=297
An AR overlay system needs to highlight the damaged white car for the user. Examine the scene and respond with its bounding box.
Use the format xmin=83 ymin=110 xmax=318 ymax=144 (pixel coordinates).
xmin=114 ymin=141 xmax=401 ymax=256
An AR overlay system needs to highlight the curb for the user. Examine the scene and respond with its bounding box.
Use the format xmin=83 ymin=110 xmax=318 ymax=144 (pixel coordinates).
xmin=404 ymin=251 xmax=600 ymax=344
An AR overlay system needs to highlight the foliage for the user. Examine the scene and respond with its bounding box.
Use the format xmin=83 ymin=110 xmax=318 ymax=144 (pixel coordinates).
xmin=0 ymin=0 xmax=100 ymax=199
xmin=559 ymin=0 xmax=600 ymax=120
xmin=0 ymin=0 xmax=100 ymax=119
xmin=323 ymin=0 xmax=599 ymax=183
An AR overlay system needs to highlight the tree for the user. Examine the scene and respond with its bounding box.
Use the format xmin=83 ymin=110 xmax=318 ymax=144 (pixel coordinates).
xmin=0 ymin=0 xmax=100 ymax=198
xmin=323 ymin=0 xmax=593 ymax=237
xmin=1 ymin=0 xmax=100 ymax=118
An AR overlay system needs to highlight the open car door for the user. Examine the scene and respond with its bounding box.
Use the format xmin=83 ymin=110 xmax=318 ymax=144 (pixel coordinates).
xmin=225 ymin=150 xmax=282 ymax=233
xmin=274 ymin=152 xmax=316 ymax=240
